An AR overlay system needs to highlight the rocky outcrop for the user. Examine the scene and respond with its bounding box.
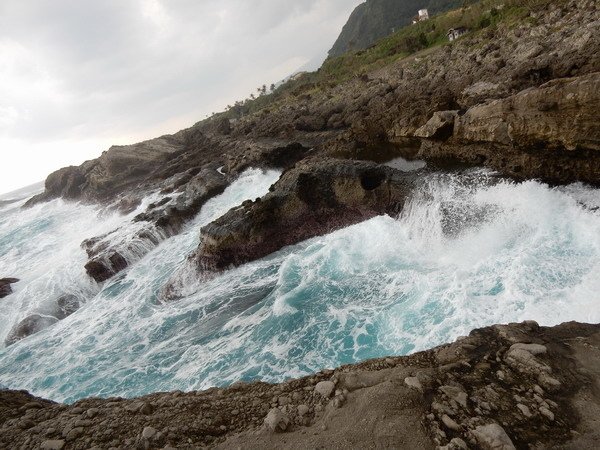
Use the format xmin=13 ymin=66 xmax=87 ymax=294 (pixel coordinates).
xmin=31 ymin=2 xmax=600 ymax=213
xmin=0 ymin=278 xmax=19 ymax=299
xmin=163 ymin=159 xmax=417 ymax=297
xmin=454 ymin=74 xmax=599 ymax=151
xmin=24 ymin=1 xmax=600 ymax=287
xmin=4 ymin=314 xmax=59 ymax=346
xmin=1 ymin=321 xmax=599 ymax=449
xmin=416 ymin=73 xmax=600 ymax=183
xmin=4 ymin=294 xmax=82 ymax=346
xmin=82 ymin=163 xmax=229 ymax=283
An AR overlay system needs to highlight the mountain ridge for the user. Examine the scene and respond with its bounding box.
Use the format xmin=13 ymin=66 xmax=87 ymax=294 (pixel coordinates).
xmin=328 ymin=0 xmax=465 ymax=58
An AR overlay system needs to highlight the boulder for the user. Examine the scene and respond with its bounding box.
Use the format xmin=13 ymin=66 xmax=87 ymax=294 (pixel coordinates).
xmin=414 ymin=111 xmax=458 ymax=139
xmin=54 ymin=295 xmax=81 ymax=320
xmin=264 ymin=408 xmax=290 ymax=433
xmin=314 ymin=381 xmax=336 ymax=398
xmin=162 ymin=159 xmax=416 ymax=298
xmin=5 ymin=314 xmax=59 ymax=346
xmin=209 ymin=159 xmax=409 ymax=271
xmin=471 ymin=423 xmax=516 ymax=450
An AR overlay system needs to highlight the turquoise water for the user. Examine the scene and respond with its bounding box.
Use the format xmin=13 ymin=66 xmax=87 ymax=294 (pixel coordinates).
xmin=0 ymin=169 xmax=599 ymax=403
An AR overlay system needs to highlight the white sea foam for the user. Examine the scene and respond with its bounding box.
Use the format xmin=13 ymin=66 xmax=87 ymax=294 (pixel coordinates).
xmin=0 ymin=168 xmax=599 ymax=403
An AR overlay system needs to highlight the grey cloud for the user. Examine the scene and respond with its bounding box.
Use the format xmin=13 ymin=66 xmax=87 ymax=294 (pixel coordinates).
xmin=0 ymin=0 xmax=362 ymax=146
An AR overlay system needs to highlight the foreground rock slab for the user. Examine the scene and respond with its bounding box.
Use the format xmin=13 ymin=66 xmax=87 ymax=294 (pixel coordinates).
xmin=1 ymin=321 xmax=600 ymax=449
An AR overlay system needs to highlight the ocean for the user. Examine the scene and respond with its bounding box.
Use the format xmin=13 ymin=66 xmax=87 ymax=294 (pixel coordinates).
xmin=0 ymin=168 xmax=599 ymax=403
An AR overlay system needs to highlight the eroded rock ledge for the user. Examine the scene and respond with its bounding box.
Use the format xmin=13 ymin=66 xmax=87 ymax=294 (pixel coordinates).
xmin=162 ymin=158 xmax=417 ymax=298
xmin=195 ymin=158 xmax=416 ymax=271
xmin=1 ymin=321 xmax=599 ymax=449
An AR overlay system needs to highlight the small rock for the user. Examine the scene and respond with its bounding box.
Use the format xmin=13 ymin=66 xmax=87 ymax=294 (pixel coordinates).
xmin=472 ymin=423 xmax=516 ymax=450
xmin=86 ymin=408 xmax=99 ymax=419
xmin=510 ymin=343 xmax=547 ymax=355
xmin=66 ymin=427 xmax=84 ymax=441
xmin=539 ymin=406 xmax=555 ymax=421
xmin=404 ymin=377 xmax=423 ymax=392
xmin=264 ymin=408 xmax=290 ymax=433
xmin=142 ymin=426 xmax=157 ymax=439
xmin=314 ymin=381 xmax=335 ymax=398
xmin=139 ymin=402 xmax=153 ymax=415
xmin=442 ymin=414 xmax=461 ymax=431
xmin=517 ymin=403 xmax=532 ymax=418
xmin=297 ymin=404 xmax=310 ymax=416
xmin=538 ymin=373 xmax=561 ymax=391
xmin=439 ymin=386 xmax=468 ymax=409
xmin=40 ymin=440 xmax=65 ymax=450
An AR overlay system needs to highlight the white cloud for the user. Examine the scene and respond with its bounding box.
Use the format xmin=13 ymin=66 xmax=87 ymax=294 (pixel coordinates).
xmin=0 ymin=0 xmax=362 ymax=194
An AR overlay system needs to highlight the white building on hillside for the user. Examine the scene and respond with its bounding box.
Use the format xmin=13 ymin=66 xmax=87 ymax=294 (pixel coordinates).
xmin=413 ymin=8 xmax=430 ymax=24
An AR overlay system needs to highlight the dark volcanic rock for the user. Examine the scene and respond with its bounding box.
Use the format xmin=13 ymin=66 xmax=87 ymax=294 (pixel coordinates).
xmin=0 ymin=278 xmax=19 ymax=299
xmin=197 ymin=158 xmax=415 ymax=271
xmin=163 ymin=159 xmax=417 ymax=298
xmin=5 ymin=314 xmax=59 ymax=346
xmin=82 ymin=164 xmax=229 ymax=283
xmin=53 ymin=295 xmax=81 ymax=320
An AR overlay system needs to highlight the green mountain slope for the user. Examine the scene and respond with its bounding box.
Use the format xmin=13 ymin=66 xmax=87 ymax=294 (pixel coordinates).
xmin=328 ymin=0 xmax=465 ymax=58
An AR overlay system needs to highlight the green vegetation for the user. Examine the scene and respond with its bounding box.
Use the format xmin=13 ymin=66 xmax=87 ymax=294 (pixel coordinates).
xmin=212 ymin=0 xmax=558 ymax=122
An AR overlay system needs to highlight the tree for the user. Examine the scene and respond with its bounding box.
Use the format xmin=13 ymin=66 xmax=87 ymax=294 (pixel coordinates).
xmin=270 ymin=83 xmax=276 ymax=92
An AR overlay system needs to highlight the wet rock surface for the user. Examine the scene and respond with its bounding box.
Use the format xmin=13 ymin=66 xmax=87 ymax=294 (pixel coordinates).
xmin=81 ymin=163 xmax=230 ymax=283
xmin=162 ymin=158 xmax=417 ymax=297
xmin=1 ymin=321 xmax=599 ymax=449
xmin=4 ymin=314 xmax=59 ymax=346
xmin=0 ymin=278 xmax=19 ymax=299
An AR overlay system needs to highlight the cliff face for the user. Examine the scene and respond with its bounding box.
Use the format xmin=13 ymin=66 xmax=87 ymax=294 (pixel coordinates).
xmin=328 ymin=0 xmax=462 ymax=58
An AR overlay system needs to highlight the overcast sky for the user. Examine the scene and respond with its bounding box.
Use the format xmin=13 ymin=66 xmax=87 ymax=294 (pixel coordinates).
xmin=0 ymin=0 xmax=362 ymax=194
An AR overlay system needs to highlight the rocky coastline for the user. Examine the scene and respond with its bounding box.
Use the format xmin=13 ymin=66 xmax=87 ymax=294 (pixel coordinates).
xmin=2 ymin=321 xmax=600 ymax=449
xmin=2 ymin=1 xmax=600 ymax=448
xmin=20 ymin=1 xmax=599 ymax=296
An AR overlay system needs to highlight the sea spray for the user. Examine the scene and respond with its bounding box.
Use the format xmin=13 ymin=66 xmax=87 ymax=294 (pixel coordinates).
xmin=0 ymin=169 xmax=599 ymax=402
